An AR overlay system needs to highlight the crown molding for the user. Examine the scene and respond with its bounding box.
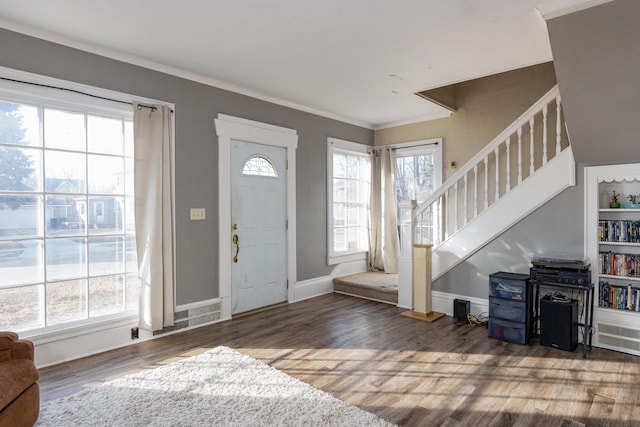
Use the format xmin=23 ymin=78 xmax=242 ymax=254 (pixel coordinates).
xmin=373 ymin=110 xmax=452 ymax=131
xmin=0 ymin=18 xmax=373 ymax=130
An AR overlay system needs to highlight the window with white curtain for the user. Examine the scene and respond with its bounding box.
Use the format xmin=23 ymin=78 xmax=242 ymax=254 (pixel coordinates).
xmin=394 ymin=142 xmax=442 ymax=207
xmin=0 ymin=82 xmax=139 ymax=334
xmin=394 ymin=140 xmax=442 ymax=245
xmin=327 ymin=138 xmax=371 ymax=265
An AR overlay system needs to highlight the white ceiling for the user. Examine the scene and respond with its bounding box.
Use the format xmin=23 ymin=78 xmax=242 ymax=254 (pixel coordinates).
xmin=0 ymin=0 xmax=605 ymax=129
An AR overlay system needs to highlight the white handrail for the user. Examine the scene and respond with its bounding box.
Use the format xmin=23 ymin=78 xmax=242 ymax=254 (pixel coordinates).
xmin=415 ymin=85 xmax=561 ymax=218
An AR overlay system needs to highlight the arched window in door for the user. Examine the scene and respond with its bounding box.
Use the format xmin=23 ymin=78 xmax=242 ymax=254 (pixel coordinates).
xmin=242 ymin=156 xmax=278 ymax=177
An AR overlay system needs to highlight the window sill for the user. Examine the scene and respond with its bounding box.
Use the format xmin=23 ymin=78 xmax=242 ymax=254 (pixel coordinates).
xmin=328 ymin=251 xmax=367 ymax=266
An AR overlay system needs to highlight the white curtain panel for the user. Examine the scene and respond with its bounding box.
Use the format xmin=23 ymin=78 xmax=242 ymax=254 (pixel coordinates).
xmin=368 ymin=150 xmax=383 ymax=271
xmin=133 ymin=103 xmax=175 ymax=332
xmin=381 ymin=148 xmax=400 ymax=273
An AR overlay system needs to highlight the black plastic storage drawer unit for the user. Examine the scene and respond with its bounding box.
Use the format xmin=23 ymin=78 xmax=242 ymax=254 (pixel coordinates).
xmin=489 ymin=296 xmax=528 ymax=323
xmin=488 ymin=318 xmax=528 ymax=344
xmin=488 ymin=272 xmax=531 ymax=345
xmin=489 ymin=272 xmax=529 ymax=301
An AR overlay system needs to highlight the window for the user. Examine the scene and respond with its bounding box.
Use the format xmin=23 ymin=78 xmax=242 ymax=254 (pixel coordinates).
xmin=394 ymin=140 xmax=442 ymax=245
xmin=327 ymin=138 xmax=370 ymax=264
xmin=242 ymin=156 xmax=277 ymax=177
xmin=394 ymin=141 xmax=442 ymax=206
xmin=0 ymin=87 xmax=138 ymax=334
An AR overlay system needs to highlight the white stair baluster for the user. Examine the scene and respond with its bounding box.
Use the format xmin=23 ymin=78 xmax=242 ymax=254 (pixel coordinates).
xmin=517 ymin=127 xmax=523 ymax=184
xmin=425 ymin=207 xmax=430 ymax=243
xmin=494 ymin=147 xmax=500 ymax=202
xmin=430 ymin=200 xmax=435 ymax=244
xmin=556 ymin=95 xmax=562 ymax=155
xmin=506 ymin=136 xmax=511 ymax=192
xmin=483 ymin=156 xmax=489 ymax=210
xmin=473 ymin=164 xmax=478 ymax=218
xmin=446 ymin=188 xmax=451 ymax=238
xmin=417 ymin=209 xmax=423 ymax=244
xmin=542 ymin=105 xmax=548 ymax=165
xmin=425 ymin=208 xmax=430 ymax=244
xmin=438 ymin=195 xmax=444 ymax=244
xmin=454 ymin=181 xmax=458 ymax=233
xmin=463 ymin=174 xmax=468 ymax=225
xmin=529 ymin=117 xmax=535 ymax=176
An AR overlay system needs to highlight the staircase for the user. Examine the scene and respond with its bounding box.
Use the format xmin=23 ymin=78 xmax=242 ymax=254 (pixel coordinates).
xmin=399 ymin=85 xmax=575 ymax=306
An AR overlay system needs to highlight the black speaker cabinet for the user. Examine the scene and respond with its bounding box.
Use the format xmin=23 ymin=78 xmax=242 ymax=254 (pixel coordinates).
xmin=540 ymin=297 xmax=578 ymax=352
xmin=454 ymin=299 xmax=470 ymax=324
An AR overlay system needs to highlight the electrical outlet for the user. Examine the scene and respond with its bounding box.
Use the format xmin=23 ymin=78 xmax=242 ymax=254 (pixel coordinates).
xmin=131 ymin=327 xmax=139 ymax=340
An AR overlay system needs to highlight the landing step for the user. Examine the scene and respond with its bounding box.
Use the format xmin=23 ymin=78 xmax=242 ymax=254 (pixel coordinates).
xmin=333 ymin=272 xmax=398 ymax=305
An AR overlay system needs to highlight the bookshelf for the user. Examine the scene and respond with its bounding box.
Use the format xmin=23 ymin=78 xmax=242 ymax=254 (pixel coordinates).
xmin=585 ymin=164 xmax=640 ymax=356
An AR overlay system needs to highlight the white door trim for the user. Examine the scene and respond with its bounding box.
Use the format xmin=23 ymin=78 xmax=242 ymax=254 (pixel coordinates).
xmin=214 ymin=114 xmax=298 ymax=320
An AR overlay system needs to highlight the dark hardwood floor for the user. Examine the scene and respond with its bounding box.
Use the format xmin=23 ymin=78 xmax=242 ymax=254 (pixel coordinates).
xmin=39 ymin=293 xmax=640 ymax=426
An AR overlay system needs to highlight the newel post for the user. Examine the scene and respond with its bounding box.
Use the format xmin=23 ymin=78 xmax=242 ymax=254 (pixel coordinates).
xmin=400 ymin=244 xmax=445 ymax=322
xmin=397 ymin=200 xmax=416 ymax=309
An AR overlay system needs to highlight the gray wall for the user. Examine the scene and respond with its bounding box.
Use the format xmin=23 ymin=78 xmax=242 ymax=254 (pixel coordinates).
xmin=433 ymin=169 xmax=584 ymax=298
xmin=0 ymin=29 xmax=373 ymax=305
xmin=547 ymin=0 xmax=640 ymax=165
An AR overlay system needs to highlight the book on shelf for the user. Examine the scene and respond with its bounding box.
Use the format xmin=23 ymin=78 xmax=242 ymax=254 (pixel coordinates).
xmin=598 ymin=219 xmax=640 ymax=243
xmin=599 ymin=281 xmax=640 ymax=311
xmin=599 ymin=251 xmax=640 ymax=277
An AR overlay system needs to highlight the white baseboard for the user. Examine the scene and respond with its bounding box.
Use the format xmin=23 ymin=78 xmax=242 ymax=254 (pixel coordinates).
xmin=292 ymin=259 xmax=367 ymax=303
xmin=431 ymin=291 xmax=488 ymax=317
xmin=293 ymin=275 xmax=333 ymax=302
xmin=34 ymin=315 xmax=231 ymax=368
xmin=32 ymin=298 xmax=225 ymax=368
xmin=331 ymin=259 xmax=368 ymax=277
xmin=33 ymin=320 xmax=147 ymax=368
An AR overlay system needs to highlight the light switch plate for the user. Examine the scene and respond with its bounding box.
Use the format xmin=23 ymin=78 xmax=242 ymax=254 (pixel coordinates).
xmin=190 ymin=208 xmax=206 ymax=221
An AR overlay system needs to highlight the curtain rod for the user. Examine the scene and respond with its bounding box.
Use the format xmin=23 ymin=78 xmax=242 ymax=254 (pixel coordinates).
xmin=388 ymin=141 xmax=439 ymax=150
xmin=0 ymin=76 xmax=172 ymax=113
xmin=368 ymin=140 xmax=439 ymax=153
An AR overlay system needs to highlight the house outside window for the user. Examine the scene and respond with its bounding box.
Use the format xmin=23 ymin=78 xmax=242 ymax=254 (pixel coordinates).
xmin=0 ymin=87 xmax=138 ymax=335
xmin=394 ymin=140 xmax=443 ymax=245
xmin=395 ymin=142 xmax=442 ymax=207
xmin=327 ymin=138 xmax=370 ymax=265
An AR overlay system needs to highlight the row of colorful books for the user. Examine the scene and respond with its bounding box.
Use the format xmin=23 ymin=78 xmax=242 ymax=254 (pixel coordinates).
xmin=599 ymin=281 xmax=640 ymax=311
xmin=599 ymin=251 xmax=640 ymax=277
xmin=599 ymin=219 xmax=640 ymax=243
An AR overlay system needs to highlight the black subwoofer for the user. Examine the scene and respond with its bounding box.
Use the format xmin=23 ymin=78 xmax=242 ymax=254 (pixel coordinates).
xmin=454 ymin=299 xmax=470 ymax=324
xmin=540 ymin=296 xmax=578 ymax=352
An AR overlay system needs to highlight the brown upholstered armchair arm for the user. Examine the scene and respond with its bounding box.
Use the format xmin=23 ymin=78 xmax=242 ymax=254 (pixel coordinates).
xmin=0 ymin=331 xmax=35 ymax=362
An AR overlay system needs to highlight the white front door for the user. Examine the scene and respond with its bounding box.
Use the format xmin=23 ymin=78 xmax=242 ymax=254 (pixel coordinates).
xmin=230 ymin=140 xmax=287 ymax=314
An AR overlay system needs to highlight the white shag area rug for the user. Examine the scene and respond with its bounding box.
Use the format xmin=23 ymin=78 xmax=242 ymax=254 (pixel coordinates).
xmin=37 ymin=346 xmax=394 ymax=426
